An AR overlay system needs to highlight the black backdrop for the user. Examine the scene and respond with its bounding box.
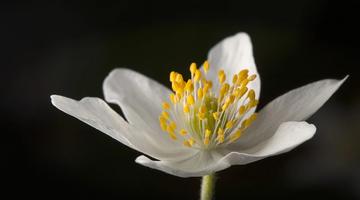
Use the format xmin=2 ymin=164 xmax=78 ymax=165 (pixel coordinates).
xmin=2 ymin=1 xmax=359 ymax=199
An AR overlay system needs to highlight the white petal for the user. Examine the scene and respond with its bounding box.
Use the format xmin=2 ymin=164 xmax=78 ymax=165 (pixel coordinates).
xmin=51 ymin=95 xmax=196 ymax=161
xmin=103 ymin=68 xmax=187 ymax=151
xmin=51 ymin=95 xmax=133 ymax=147
xmin=136 ymin=121 xmax=315 ymax=177
xmin=205 ymin=32 xmax=260 ymax=98
xmin=103 ymin=68 xmax=171 ymax=133
xmin=233 ymin=76 xmax=347 ymax=148
xmin=221 ymin=121 xmax=316 ymax=165
xmin=135 ymin=150 xmax=225 ymax=178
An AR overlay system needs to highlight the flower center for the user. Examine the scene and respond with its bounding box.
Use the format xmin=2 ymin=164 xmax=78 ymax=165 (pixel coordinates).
xmin=159 ymin=61 xmax=258 ymax=150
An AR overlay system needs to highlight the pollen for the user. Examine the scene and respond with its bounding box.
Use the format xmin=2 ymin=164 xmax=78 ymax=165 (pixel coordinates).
xmin=159 ymin=61 xmax=259 ymax=149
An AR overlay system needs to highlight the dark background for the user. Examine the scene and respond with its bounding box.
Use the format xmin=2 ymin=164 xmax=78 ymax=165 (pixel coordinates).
xmin=2 ymin=0 xmax=359 ymax=199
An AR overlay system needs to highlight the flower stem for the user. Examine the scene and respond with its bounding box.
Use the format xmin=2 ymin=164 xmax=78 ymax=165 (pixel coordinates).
xmin=200 ymin=174 xmax=216 ymax=200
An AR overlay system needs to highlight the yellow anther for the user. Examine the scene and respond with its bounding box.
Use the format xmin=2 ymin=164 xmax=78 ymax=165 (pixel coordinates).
xmin=230 ymin=130 xmax=243 ymax=142
xmin=160 ymin=122 xmax=167 ymax=131
xmin=238 ymin=69 xmax=249 ymax=81
xmin=180 ymin=129 xmax=188 ymax=136
xmin=161 ymin=111 xmax=170 ymax=120
xmin=203 ymin=83 xmax=210 ymax=94
xmin=198 ymin=105 xmax=207 ymax=119
xmin=213 ymin=112 xmax=219 ymax=120
xmin=238 ymin=105 xmax=246 ymax=115
xmin=242 ymin=113 xmax=257 ymax=128
xmin=194 ymin=69 xmax=201 ymax=82
xmin=162 ymin=102 xmax=170 ymax=110
xmin=249 ymin=113 xmax=257 ymax=121
xmin=169 ymin=132 xmax=177 ymax=140
xmin=217 ymin=128 xmax=224 ymax=135
xmin=203 ymin=60 xmax=210 ymax=73
xmin=185 ymin=80 xmax=194 ymax=92
xmin=186 ymin=95 xmax=195 ymax=105
xmin=240 ymin=78 xmax=249 ymax=88
xmin=247 ymin=89 xmax=255 ymax=100
xmin=222 ymin=102 xmax=229 ymax=111
xmin=218 ymin=72 xmax=226 ymax=84
xmin=159 ymin=116 xmax=167 ymax=131
xmin=197 ymin=88 xmax=204 ymax=99
xmin=207 ymin=80 xmax=213 ymax=88
xmin=218 ymin=69 xmax=224 ymax=77
xmin=159 ymin=115 xmax=167 ymax=124
xmin=176 ymin=92 xmax=182 ymax=101
xmin=248 ymin=74 xmax=257 ymax=81
xmin=168 ymin=121 xmax=176 ymax=130
xmin=166 ymin=124 xmax=174 ymax=133
xmin=216 ymin=128 xmax=225 ymax=143
xmin=216 ymin=135 xmax=224 ymax=143
xmin=183 ymin=104 xmax=190 ymax=113
xmin=204 ymin=129 xmax=211 ymax=145
xmin=226 ymin=95 xmax=235 ymax=104
xmin=237 ymin=87 xmax=248 ymax=98
xmin=199 ymin=105 xmax=207 ymax=114
xmin=220 ymin=83 xmax=230 ymax=97
xmin=198 ymin=112 xmax=206 ymax=120
xmin=184 ymin=137 xmax=195 ymax=147
xmin=225 ymin=120 xmax=234 ymax=129
xmin=170 ymin=71 xmax=177 ymax=82
xmin=232 ymin=74 xmax=238 ymax=84
xmin=175 ymin=73 xmax=184 ymax=83
xmin=190 ymin=63 xmax=197 ymax=75
xmin=247 ymin=99 xmax=259 ymax=109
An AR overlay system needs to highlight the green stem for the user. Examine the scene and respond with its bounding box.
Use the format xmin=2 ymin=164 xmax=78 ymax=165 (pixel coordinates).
xmin=200 ymin=174 xmax=216 ymax=200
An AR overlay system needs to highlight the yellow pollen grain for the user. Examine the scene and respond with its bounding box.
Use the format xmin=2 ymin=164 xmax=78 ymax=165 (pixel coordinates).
xmin=190 ymin=63 xmax=197 ymax=75
xmin=162 ymin=102 xmax=170 ymax=110
xmin=203 ymin=60 xmax=210 ymax=73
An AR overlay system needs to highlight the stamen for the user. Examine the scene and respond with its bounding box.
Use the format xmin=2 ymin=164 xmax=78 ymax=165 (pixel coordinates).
xmin=160 ymin=61 xmax=259 ymax=148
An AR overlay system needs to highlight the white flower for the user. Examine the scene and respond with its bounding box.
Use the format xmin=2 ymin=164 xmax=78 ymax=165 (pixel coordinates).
xmin=51 ymin=32 xmax=347 ymax=178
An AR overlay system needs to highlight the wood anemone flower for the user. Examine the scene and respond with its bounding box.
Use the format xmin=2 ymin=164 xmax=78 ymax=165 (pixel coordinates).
xmin=51 ymin=32 xmax=347 ymax=178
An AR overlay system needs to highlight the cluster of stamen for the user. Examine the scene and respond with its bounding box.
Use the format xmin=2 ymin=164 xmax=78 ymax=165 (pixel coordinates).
xmin=159 ymin=61 xmax=258 ymax=149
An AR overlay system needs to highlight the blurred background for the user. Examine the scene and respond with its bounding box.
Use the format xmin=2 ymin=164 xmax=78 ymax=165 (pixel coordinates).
xmin=2 ymin=0 xmax=359 ymax=199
